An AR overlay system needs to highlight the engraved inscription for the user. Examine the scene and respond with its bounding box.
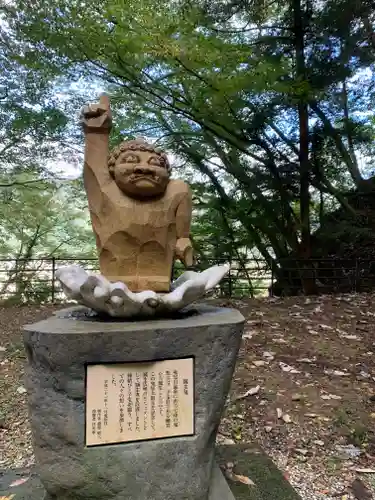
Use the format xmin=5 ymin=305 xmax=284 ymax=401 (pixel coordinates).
xmin=86 ymin=358 xmax=194 ymax=446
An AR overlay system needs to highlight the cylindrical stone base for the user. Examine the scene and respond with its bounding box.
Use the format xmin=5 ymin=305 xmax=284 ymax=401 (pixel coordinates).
xmin=23 ymin=305 xmax=244 ymax=500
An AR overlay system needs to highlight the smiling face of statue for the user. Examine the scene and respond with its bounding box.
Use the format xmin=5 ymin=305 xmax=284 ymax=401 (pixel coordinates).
xmin=109 ymin=142 xmax=171 ymax=199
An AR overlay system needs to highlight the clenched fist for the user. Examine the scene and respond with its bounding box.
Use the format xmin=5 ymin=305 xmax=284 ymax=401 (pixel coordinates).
xmin=81 ymin=94 xmax=112 ymax=132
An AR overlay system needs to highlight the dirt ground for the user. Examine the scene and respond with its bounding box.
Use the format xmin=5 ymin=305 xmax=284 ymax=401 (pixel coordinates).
xmin=1 ymin=295 xmax=375 ymax=500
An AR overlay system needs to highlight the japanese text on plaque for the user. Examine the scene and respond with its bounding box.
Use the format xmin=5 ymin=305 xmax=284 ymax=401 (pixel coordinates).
xmin=86 ymin=358 xmax=194 ymax=446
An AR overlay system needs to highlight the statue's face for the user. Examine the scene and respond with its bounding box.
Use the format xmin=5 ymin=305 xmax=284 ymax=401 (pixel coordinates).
xmin=113 ymin=150 xmax=170 ymax=198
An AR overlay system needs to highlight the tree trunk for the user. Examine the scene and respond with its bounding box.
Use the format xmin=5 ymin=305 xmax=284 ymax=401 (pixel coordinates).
xmin=293 ymin=0 xmax=317 ymax=295
xmin=342 ymin=78 xmax=358 ymax=168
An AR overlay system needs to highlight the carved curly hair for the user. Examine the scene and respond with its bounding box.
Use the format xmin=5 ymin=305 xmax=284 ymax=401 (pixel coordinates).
xmin=108 ymin=138 xmax=171 ymax=175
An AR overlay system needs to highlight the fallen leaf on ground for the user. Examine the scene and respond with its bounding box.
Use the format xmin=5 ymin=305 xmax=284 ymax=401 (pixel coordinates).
xmin=272 ymin=337 xmax=288 ymax=344
xmin=221 ymin=463 xmax=255 ymax=486
xmin=282 ymin=413 xmax=292 ymax=423
xmin=243 ymin=330 xmax=257 ymax=339
xmin=236 ymin=385 xmax=260 ymax=399
xmin=263 ymin=351 xmax=275 ymax=360
xmin=231 ymin=473 xmax=255 ymax=486
xmin=9 ymin=477 xmax=29 ymax=487
xmin=321 ymin=393 xmax=342 ymax=400
xmin=306 ymin=324 xmax=319 ymax=333
xmin=222 ymin=462 xmax=255 ymax=486
xmin=340 ymin=334 xmax=362 ymax=340
xmin=216 ymin=434 xmax=235 ymax=445
xmin=279 ymin=362 xmax=301 ymax=374
xmin=335 ymin=444 xmax=361 ymax=460
xmin=295 ymin=448 xmax=308 ymax=455
xmin=324 ymin=369 xmax=350 ymax=376
xmin=252 ymin=360 xmax=267 ymax=367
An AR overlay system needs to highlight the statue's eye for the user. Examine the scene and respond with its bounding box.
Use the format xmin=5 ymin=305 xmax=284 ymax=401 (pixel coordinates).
xmin=124 ymin=154 xmax=139 ymax=163
xmin=149 ymin=156 xmax=162 ymax=167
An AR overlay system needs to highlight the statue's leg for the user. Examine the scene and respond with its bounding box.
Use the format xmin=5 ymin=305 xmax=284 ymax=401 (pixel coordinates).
xmin=98 ymin=232 xmax=139 ymax=288
xmin=136 ymin=240 xmax=173 ymax=292
xmin=99 ymin=232 xmax=174 ymax=292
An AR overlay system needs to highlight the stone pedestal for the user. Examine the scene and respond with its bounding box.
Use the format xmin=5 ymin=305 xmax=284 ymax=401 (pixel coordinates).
xmin=23 ymin=305 xmax=245 ymax=500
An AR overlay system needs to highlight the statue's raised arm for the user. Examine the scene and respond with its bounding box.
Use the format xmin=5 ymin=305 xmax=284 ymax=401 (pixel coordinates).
xmin=81 ymin=94 xmax=112 ymax=188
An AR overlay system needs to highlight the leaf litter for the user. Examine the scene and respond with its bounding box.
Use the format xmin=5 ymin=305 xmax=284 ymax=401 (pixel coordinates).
xmin=236 ymin=385 xmax=260 ymax=399
xmin=217 ymin=293 xmax=375 ymax=500
xmin=222 ymin=462 xmax=255 ymax=486
xmin=1 ymin=305 xmax=58 ymax=469
xmin=2 ymin=297 xmax=375 ymax=500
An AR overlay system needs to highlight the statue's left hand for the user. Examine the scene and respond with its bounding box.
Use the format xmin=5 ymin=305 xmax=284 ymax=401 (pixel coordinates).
xmin=175 ymin=238 xmax=194 ymax=267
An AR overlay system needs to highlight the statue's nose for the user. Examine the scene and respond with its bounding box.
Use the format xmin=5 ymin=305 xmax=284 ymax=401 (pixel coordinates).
xmin=134 ymin=165 xmax=153 ymax=174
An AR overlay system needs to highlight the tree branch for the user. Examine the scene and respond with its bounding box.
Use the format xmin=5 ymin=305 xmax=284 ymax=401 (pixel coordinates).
xmin=0 ymin=179 xmax=46 ymax=188
xmin=310 ymin=101 xmax=363 ymax=186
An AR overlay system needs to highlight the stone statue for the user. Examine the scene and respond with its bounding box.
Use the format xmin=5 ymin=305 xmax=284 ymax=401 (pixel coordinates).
xmin=56 ymin=94 xmax=230 ymax=317
xmin=81 ymin=94 xmax=193 ymax=292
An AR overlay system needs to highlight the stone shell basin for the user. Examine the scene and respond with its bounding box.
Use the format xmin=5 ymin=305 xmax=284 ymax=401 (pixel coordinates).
xmin=56 ymin=264 xmax=230 ymax=318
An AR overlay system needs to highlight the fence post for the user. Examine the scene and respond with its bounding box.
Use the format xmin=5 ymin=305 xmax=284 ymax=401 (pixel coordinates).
xmin=15 ymin=258 xmax=19 ymax=296
xmin=354 ymin=259 xmax=359 ymax=293
xmin=228 ymin=268 xmax=232 ymax=298
xmin=270 ymin=260 xmax=275 ymax=297
xmin=51 ymin=257 xmax=56 ymax=303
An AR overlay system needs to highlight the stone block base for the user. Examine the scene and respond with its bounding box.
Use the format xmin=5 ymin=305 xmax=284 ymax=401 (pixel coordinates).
xmin=22 ymin=305 xmax=245 ymax=500
xmin=0 ymin=445 xmax=302 ymax=500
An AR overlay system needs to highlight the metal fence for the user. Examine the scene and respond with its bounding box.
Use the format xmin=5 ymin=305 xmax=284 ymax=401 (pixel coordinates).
xmin=0 ymin=256 xmax=374 ymax=304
